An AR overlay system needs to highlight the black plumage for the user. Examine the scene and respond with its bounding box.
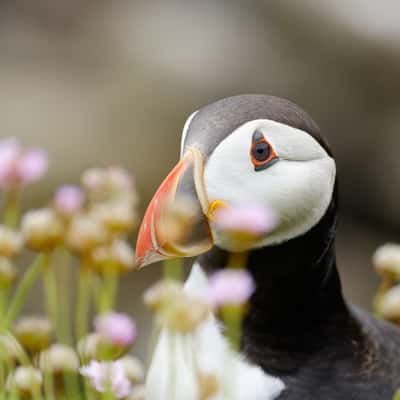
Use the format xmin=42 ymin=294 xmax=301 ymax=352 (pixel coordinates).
xmin=189 ymin=95 xmax=400 ymax=399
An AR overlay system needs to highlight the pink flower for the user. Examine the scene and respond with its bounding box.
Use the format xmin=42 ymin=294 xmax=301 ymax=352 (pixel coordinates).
xmin=208 ymin=269 xmax=255 ymax=307
xmin=54 ymin=185 xmax=85 ymax=215
xmin=0 ymin=138 xmax=48 ymax=188
xmin=80 ymin=360 xmax=131 ymax=399
xmin=94 ymin=312 xmax=137 ymax=347
xmin=213 ymin=204 xmax=277 ymax=236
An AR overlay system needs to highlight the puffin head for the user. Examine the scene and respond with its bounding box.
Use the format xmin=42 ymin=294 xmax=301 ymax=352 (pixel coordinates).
xmin=136 ymin=95 xmax=336 ymax=268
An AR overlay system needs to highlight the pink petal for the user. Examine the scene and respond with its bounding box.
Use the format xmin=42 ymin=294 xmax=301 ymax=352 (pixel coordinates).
xmin=54 ymin=185 xmax=85 ymax=215
xmin=16 ymin=148 xmax=48 ymax=183
xmin=0 ymin=138 xmax=20 ymax=185
xmin=94 ymin=313 xmax=137 ymax=347
xmin=208 ymin=269 xmax=255 ymax=306
xmin=213 ymin=204 xmax=278 ymax=235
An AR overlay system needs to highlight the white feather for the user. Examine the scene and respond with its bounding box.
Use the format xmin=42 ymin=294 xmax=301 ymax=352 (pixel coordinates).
xmin=145 ymin=263 xmax=285 ymax=400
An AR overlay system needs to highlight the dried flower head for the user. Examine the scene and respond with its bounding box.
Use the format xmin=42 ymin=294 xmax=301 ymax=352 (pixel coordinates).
xmin=80 ymin=360 xmax=132 ymax=399
xmin=208 ymin=269 xmax=255 ymax=307
xmin=66 ymin=214 xmax=109 ymax=254
xmin=373 ymin=243 xmax=400 ymax=276
xmin=6 ymin=366 xmax=43 ymax=396
xmin=38 ymin=344 xmax=80 ymax=374
xmin=0 ymin=138 xmax=48 ymax=189
xmin=0 ymin=225 xmax=23 ymax=258
xmin=54 ymin=185 xmax=85 ymax=217
xmin=0 ymin=256 xmax=17 ymax=288
xmin=119 ymin=355 xmax=145 ymax=384
xmin=14 ymin=316 xmax=52 ymax=353
xmin=21 ymin=208 xmax=64 ymax=251
xmin=90 ymin=239 xmax=135 ymax=274
xmin=94 ymin=312 xmax=137 ymax=348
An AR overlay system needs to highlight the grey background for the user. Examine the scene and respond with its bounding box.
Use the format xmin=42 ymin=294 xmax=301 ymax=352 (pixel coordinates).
xmin=1 ymin=0 xmax=399 ymax=358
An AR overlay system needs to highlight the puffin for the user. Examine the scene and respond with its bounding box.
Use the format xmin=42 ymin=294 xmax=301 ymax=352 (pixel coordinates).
xmin=135 ymin=94 xmax=400 ymax=399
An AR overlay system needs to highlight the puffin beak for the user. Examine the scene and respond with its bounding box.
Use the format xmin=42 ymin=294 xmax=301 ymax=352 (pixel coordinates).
xmin=135 ymin=148 xmax=214 ymax=268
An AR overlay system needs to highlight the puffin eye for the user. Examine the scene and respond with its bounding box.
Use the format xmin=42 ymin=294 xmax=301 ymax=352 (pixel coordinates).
xmin=250 ymin=130 xmax=278 ymax=171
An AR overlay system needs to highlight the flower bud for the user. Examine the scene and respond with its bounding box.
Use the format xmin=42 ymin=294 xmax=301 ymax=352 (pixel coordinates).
xmin=127 ymin=385 xmax=146 ymax=400
xmin=54 ymin=185 xmax=85 ymax=217
xmin=0 ymin=256 xmax=17 ymax=288
xmin=120 ymin=356 xmax=145 ymax=384
xmin=90 ymin=202 xmax=137 ymax=234
xmin=82 ymin=167 xmax=135 ymax=204
xmin=14 ymin=316 xmax=52 ymax=353
xmin=379 ymin=285 xmax=400 ymax=321
xmin=21 ymin=208 xmax=64 ymax=251
xmin=0 ymin=333 xmax=22 ymax=364
xmin=373 ymin=244 xmax=400 ymax=276
xmin=78 ymin=333 xmax=102 ymax=361
xmin=38 ymin=344 xmax=80 ymax=374
xmin=143 ymin=280 xmax=182 ymax=311
xmin=66 ymin=214 xmax=109 ymax=254
xmin=6 ymin=366 xmax=43 ymax=396
xmin=90 ymin=239 xmax=135 ymax=274
xmin=161 ymin=295 xmax=210 ymax=333
xmin=198 ymin=372 xmax=219 ymax=400
xmin=0 ymin=225 xmax=23 ymax=258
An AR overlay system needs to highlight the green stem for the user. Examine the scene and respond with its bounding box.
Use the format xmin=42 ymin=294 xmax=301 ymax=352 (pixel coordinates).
xmin=0 ymin=288 xmax=10 ymax=326
xmin=163 ymin=258 xmax=183 ymax=282
xmin=221 ymin=305 xmax=243 ymax=351
xmin=76 ymin=266 xmax=91 ymax=341
xmin=394 ymin=389 xmax=400 ymax=400
xmin=1 ymin=254 xmax=48 ymax=330
xmin=227 ymin=252 xmax=248 ymax=269
xmin=99 ymin=267 xmax=119 ymax=314
xmin=43 ymin=371 xmax=55 ymax=400
xmin=43 ymin=259 xmax=59 ymax=339
xmin=57 ymin=248 xmax=73 ymax=346
xmin=3 ymin=190 xmax=21 ymax=229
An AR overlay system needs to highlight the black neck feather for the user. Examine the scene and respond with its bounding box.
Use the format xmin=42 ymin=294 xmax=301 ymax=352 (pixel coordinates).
xmin=198 ymin=188 xmax=357 ymax=370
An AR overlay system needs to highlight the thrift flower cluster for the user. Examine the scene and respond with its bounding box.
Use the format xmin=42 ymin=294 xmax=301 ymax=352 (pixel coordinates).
xmin=0 ymin=138 xmax=144 ymax=400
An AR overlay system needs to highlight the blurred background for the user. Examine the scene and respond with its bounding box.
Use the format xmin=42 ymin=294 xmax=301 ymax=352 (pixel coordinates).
xmin=1 ymin=0 xmax=399 ymax=357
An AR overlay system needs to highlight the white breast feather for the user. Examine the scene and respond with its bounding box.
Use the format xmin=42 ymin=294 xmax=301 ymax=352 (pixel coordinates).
xmin=145 ymin=263 xmax=285 ymax=400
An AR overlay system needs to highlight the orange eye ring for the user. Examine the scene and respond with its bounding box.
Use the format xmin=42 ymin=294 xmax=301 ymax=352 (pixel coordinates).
xmin=250 ymin=130 xmax=278 ymax=171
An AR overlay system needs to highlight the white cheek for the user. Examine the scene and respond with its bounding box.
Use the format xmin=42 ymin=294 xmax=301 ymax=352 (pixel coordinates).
xmin=203 ymin=124 xmax=336 ymax=249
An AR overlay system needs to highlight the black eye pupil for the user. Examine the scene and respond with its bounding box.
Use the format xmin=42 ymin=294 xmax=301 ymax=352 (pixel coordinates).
xmin=253 ymin=142 xmax=270 ymax=162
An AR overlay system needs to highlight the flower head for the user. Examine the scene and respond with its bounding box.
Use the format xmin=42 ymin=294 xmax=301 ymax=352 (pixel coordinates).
xmin=94 ymin=312 xmax=137 ymax=348
xmin=208 ymin=269 xmax=255 ymax=307
xmin=80 ymin=360 xmax=131 ymax=399
xmin=54 ymin=185 xmax=85 ymax=216
xmin=213 ymin=204 xmax=277 ymax=236
xmin=21 ymin=208 xmax=64 ymax=251
xmin=373 ymin=243 xmax=400 ymax=276
xmin=14 ymin=316 xmax=53 ymax=353
xmin=6 ymin=366 xmax=43 ymax=395
xmin=39 ymin=344 xmax=80 ymax=374
xmin=0 ymin=138 xmax=48 ymax=188
xmin=0 ymin=225 xmax=23 ymax=258
xmin=90 ymin=239 xmax=135 ymax=274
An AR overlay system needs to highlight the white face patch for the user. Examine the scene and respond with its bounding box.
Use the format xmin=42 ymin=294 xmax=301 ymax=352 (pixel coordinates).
xmin=180 ymin=111 xmax=198 ymax=157
xmin=204 ymin=119 xmax=336 ymax=250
